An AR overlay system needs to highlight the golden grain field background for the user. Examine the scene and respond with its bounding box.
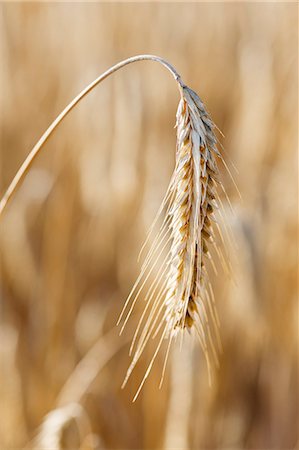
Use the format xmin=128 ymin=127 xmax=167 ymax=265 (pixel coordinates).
xmin=0 ymin=2 xmax=298 ymax=449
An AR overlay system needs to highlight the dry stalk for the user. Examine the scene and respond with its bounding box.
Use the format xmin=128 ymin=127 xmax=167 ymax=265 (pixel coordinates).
xmin=33 ymin=403 xmax=94 ymax=450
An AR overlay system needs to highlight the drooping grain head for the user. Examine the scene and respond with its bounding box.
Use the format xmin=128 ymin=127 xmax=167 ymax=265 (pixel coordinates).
xmin=164 ymin=87 xmax=220 ymax=334
xmin=119 ymin=85 xmax=226 ymax=399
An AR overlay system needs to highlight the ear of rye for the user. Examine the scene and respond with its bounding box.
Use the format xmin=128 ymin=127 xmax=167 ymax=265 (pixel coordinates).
xmin=120 ymin=85 xmax=227 ymax=398
xmin=0 ymin=55 xmax=230 ymax=402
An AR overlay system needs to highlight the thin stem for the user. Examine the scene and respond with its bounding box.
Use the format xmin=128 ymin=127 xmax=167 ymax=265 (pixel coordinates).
xmin=0 ymin=55 xmax=185 ymax=216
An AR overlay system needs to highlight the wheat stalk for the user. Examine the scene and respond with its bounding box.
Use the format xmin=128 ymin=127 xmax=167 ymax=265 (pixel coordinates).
xmin=0 ymin=55 xmax=230 ymax=401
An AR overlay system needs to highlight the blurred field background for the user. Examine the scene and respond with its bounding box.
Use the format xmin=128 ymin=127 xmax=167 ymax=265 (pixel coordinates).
xmin=0 ymin=2 xmax=298 ymax=449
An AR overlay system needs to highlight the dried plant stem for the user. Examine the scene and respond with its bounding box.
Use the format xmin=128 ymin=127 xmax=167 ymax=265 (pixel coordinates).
xmin=0 ymin=55 xmax=184 ymax=217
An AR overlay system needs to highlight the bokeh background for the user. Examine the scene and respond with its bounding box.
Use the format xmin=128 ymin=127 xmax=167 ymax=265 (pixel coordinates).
xmin=0 ymin=2 xmax=298 ymax=449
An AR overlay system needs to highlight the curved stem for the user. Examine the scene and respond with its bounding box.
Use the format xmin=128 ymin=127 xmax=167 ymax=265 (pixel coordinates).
xmin=0 ymin=55 xmax=185 ymax=216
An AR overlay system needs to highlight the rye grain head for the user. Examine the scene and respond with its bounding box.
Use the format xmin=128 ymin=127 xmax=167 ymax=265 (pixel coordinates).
xmin=118 ymin=84 xmax=230 ymax=401
xmin=0 ymin=54 xmax=231 ymax=402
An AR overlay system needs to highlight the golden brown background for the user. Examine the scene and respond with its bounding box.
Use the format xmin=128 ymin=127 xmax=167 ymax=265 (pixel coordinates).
xmin=0 ymin=2 xmax=298 ymax=449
